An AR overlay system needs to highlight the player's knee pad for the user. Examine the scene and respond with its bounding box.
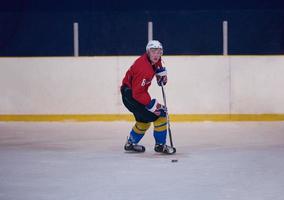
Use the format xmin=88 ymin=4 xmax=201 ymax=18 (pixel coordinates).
xmin=133 ymin=122 xmax=151 ymax=134
xmin=153 ymin=117 xmax=167 ymax=132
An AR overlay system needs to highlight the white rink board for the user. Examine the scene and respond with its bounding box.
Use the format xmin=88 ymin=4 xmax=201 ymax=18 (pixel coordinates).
xmin=150 ymin=56 xmax=230 ymax=114
xmin=230 ymin=56 xmax=284 ymax=113
xmin=0 ymin=56 xmax=284 ymax=114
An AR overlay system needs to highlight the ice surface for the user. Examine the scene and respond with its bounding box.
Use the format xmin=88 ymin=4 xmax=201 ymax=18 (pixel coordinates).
xmin=0 ymin=122 xmax=284 ymax=200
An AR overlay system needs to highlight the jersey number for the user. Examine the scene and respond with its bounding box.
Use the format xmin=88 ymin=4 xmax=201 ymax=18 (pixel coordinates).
xmin=141 ymin=79 xmax=146 ymax=86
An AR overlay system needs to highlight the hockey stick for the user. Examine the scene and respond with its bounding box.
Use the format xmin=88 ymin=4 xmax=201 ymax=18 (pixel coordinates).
xmin=161 ymin=83 xmax=174 ymax=148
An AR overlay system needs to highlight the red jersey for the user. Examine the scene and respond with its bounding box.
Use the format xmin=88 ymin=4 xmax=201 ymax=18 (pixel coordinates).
xmin=121 ymin=53 xmax=162 ymax=105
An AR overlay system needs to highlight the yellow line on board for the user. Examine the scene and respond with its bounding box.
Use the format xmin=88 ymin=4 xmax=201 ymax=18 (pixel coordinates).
xmin=0 ymin=114 xmax=134 ymax=122
xmin=1 ymin=114 xmax=284 ymax=122
xmin=170 ymin=114 xmax=284 ymax=122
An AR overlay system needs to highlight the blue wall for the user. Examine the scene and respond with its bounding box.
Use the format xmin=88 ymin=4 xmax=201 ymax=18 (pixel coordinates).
xmin=1 ymin=1 xmax=284 ymax=56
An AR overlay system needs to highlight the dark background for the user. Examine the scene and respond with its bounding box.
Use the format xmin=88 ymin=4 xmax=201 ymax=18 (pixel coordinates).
xmin=1 ymin=0 xmax=284 ymax=56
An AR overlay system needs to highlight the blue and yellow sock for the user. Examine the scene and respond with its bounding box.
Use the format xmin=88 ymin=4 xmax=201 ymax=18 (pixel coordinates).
xmin=153 ymin=117 xmax=167 ymax=144
xmin=128 ymin=122 xmax=151 ymax=144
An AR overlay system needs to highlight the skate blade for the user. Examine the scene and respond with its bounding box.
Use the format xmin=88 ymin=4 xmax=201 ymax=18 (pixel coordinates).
xmin=125 ymin=150 xmax=145 ymax=153
xmin=124 ymin=146 xmax=145 ymax=153
xmin=167 ymin=147 xmax=176 ymax=154
xmin=159 ymin=147 xmax=176 ymax=155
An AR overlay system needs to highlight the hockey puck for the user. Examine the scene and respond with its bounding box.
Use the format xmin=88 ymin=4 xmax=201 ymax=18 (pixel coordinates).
xmin=171 ymin=159 xmax=178 ymax=163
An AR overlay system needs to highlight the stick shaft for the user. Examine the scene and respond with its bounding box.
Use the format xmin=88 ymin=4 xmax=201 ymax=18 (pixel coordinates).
xmin=161 ymin=84 xmax=174 ymax=147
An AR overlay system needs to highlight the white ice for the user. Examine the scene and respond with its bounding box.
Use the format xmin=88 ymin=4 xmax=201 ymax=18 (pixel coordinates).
xmin=0 ymin=122 xmax=284 ymax=200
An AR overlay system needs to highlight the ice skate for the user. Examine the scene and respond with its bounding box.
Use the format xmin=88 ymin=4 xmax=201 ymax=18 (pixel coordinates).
xmin=154 ymin=144 xmax=176 ymax=154
xmin=124 ymin=137 xmax=145 ymax=153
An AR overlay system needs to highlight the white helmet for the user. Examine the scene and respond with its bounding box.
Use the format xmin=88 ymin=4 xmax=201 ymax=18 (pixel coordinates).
xmin=146 ymin=40 xmax=163 ymax=51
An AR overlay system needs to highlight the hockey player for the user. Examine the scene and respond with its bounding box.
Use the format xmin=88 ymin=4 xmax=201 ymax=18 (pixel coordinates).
xmin=120 ymin=40 xmax=176 ymax=154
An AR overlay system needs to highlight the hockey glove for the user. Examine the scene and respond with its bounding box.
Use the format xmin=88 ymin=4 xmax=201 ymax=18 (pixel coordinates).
xmin=156 ymin=67 xmax=167 ymax=86
xmin=146 ymin=99 xmax=167 ymax=117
